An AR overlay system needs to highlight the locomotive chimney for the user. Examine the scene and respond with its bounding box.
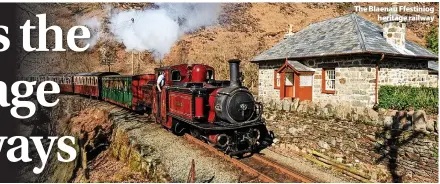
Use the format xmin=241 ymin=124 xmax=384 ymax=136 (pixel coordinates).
xmin=228 ymin=59 xmax=241 ymax=87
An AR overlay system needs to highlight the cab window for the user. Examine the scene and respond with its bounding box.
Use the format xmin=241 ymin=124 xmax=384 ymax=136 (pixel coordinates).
xmin=206 ymin=70 xmax=214 ymax=80
xmin=171 ymin=70 xmax=181 ymax=81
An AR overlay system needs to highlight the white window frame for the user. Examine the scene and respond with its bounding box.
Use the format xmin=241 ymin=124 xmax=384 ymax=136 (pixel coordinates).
xmin=325 ymin=69 xmax=336 ymax=91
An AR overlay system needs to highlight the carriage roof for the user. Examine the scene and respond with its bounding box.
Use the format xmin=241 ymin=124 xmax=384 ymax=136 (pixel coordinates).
xmin=102 ymin=74 xmax=156 ymax=79
xmin=75 ymin=72 xmax=119 ymax=76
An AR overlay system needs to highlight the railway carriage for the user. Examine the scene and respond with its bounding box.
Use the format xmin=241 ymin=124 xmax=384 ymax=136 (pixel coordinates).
xmin=58 ymin=74 xmax=75 ymax=93
xmin=47 ymin=73 xmax=75 ymax=93
xmin=73 ymin=72 xmax=118 ymax=98
xmin=101 ymin=74 xmax=155 ymax=112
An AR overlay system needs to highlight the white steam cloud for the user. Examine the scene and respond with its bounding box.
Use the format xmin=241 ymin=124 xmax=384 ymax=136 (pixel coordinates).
xmin=107 ymin=3 xmax=221 ymax=59
xmin=79 ymin=17 xmax=101 ymax=49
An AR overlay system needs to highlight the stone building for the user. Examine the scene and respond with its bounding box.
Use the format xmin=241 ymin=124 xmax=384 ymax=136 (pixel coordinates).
xmin=251 ymin=13 xmax=438 ymax=108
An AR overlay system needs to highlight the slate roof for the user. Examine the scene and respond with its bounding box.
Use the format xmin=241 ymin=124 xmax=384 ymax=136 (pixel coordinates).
xmin=252 ymin=14 xmax=438 ymax=62
xmin=283 ymin=60 xmax=315 ymax=72
xmin=428 ymin=61 xmax=438 ymax=71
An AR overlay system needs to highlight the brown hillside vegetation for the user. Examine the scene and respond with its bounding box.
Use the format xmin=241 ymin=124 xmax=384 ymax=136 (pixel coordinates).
xmin=18 ymin=3 xmax=438 ymax=93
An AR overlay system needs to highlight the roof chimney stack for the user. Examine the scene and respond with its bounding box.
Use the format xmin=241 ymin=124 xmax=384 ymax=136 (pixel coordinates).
xmin=284 ymin=24 xmax=294 ymax=39
xmin=382 ymin=2 xmax=406 ymax=48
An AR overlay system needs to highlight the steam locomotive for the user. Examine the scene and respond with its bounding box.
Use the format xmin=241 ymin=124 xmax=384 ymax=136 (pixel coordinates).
xmin=26 ymin=59 xmax=272 ymax=156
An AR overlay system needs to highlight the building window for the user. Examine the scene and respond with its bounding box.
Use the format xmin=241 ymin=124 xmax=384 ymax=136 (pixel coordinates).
xmin=274 ymin=70 xmax=281 ymax=89
xmin=322 ymin=68 xmax=336 ymax=94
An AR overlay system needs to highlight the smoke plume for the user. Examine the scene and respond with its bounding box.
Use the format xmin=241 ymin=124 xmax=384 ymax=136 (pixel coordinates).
xmin=78 ymin=17 xmax=101 ymax=49
xmin=108 ymin=3 xmax=221 ymax=59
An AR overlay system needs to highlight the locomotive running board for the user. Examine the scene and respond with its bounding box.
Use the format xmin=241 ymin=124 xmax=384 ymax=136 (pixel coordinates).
xmin=167 ymin=113 xmax=264 ymax=131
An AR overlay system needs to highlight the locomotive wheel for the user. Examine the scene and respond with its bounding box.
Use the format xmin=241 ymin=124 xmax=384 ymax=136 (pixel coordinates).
xmin=171 ymin=120 xmax=186 ymax=136
xmin=190 ymin=128 xmax=201 ymax=138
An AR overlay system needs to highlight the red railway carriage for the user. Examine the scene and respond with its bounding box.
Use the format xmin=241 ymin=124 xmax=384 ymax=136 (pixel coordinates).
xmin=48 ymin=73 xmax=75 ymax=93
xmin=73 ymin=72 xmax=119 ymax=98
xmin=59 ymin=74 xmax=75 ymax=93
xmin=132 ymin=74 xmax=156 ymax=111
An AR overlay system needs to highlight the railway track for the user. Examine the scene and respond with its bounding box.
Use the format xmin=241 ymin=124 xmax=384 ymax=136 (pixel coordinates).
xmin=183 ymin=134 xmax=314 ymax=183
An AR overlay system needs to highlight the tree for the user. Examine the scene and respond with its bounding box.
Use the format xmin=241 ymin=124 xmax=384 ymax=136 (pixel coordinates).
xmin=426 ymin=26 xmax=438 ymax=54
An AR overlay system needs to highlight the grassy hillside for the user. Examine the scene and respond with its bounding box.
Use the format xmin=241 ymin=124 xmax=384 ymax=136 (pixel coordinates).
xmin=17 ymin=3 xmax=438 ymax=93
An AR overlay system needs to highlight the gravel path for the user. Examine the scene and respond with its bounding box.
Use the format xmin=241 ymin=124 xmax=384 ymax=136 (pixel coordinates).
xmin=108 ymin=106 xmax=244 ymax=183
xmin=259 ymin=149 xmax=349 ymax=183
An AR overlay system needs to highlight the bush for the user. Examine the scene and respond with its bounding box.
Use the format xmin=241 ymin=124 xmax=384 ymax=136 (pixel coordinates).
xmin=378 ymin=85 xmax=438 ymax=114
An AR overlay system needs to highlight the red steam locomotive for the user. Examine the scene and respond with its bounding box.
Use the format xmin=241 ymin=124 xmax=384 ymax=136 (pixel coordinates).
xmin=28 ymin=59 xmax=273 ymax=155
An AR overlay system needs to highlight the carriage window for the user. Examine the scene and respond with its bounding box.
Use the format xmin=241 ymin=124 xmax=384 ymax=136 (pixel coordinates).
xmin=171 ymin=70 xmax=181 ymax=81
xmin=206 ymin=70 xmax=214 ymax=80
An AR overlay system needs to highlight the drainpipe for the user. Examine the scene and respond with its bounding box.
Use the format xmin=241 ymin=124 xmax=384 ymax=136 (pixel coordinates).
xmin=375 ymin=53 xmax=385 ymax=105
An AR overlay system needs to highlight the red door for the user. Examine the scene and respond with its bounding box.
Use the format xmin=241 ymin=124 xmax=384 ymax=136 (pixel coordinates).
xmin=281 ymin=72 xmax=294 ymax=99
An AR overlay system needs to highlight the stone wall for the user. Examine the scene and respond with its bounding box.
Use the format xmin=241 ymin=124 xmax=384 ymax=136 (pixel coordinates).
xmin=378 ymin=60 xmax=432 ymax=87
xmin=257 ymin=57 xmax=437 ymax=108
xmin=258 ymin=62 xmax=282 ymax=99
xmin=428 ymin=74 xmax=438 ymax=87
xmin=312 ymin=67 xmax=376 ymax=107
xmin=258 ymin=97 xmax=438 ymax=182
